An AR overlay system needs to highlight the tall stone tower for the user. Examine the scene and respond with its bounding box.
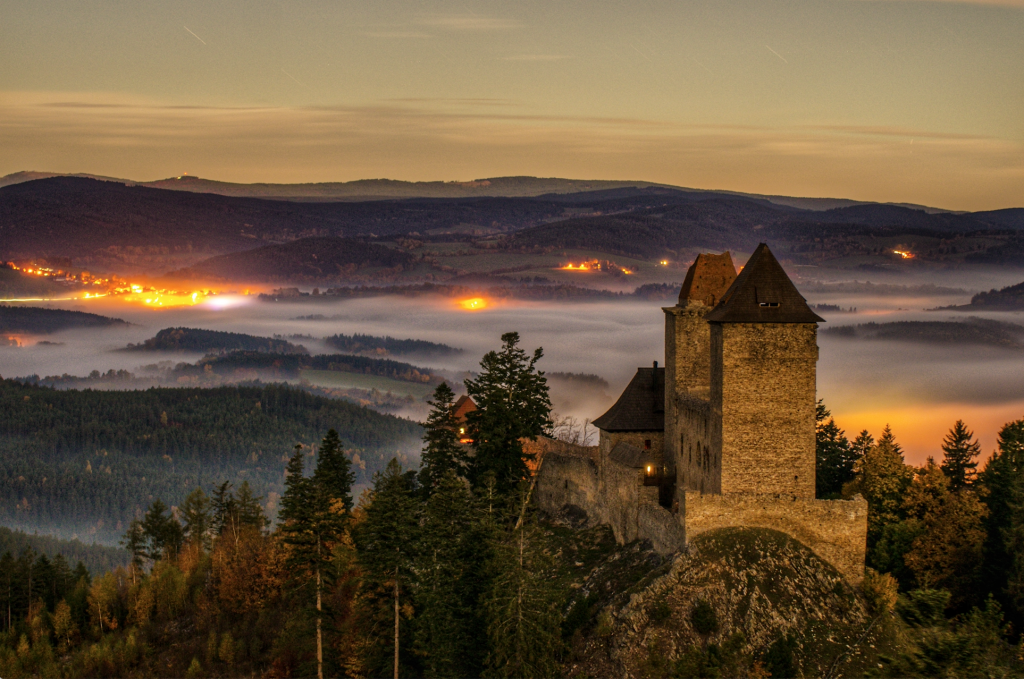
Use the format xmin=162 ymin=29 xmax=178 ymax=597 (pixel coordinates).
xmin=705 ymin=243 xmax=824 ymax=499
xmin=664 ymin=253 xmax=736 ymax=496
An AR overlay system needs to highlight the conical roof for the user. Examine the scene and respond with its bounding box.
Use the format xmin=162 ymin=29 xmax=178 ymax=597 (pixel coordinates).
xmin=705 ymin=243 xmax=824 ymax=324
xmin=678 ymin=252 xmax=737 ymax=307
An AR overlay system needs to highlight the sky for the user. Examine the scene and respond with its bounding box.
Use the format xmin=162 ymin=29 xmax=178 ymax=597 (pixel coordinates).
xmin=1 ymin=0 xmax=1022 ymax=210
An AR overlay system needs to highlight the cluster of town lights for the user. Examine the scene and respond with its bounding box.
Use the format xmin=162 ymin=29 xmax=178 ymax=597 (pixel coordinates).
xmin=458 ymin=297 xmax=488 ymax=311
xmin=559 ymin=260 xmax=633 ymax=274
xmin=893 ymin=250 xmax=914 ymax=259
xmin=5 ymin=262 xmax=216 ymax=307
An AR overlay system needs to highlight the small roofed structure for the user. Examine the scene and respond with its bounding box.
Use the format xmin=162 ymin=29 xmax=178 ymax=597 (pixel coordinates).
xmin=678 ymin=252 xmax=738 ymax=307
xmin=608 ymin=441 xmax=658 ymax=469
xmin=592 ymin=364 xmax=664 ymax=432
xmin=452 ymin=395 xmax=476 ymax=443
xmin=706 ymin=243 xmax=825 ymax=324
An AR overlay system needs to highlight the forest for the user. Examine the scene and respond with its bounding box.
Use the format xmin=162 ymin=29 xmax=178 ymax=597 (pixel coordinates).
xmin=323 ymin=333 xmax=463 ymax=358
xmin=821 ymin=317 xmax=1024 ymax=349
xmin=0 ymin=306 xmax=128 ymax=335
xmin=122 ymin=328 xmax=306 ymax=354
xmin=4 ymin=334 xmax=1024 ymax=677
xmin=0 ymin=379 xmax=422 ymax=544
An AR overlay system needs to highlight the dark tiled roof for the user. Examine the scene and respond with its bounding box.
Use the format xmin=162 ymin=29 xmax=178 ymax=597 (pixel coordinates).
xmin=608 ymin=441 xmax=657 ymax=469
xmin=705 ymin=243 xmax=825 ymax=324
xmin=678 ymin=252 xmax=737 ymax=307
xmin=592 ymin=367 xmax=664 ymax=432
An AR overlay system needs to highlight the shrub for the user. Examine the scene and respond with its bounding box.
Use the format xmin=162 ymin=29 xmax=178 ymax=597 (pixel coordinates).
xmin=861 ymin=567 xmax=899 ymax=615
xmin=690 ymin=599 xmax=718 ymax=636
xmin=650 ymin=599 xmax=672 ymax=624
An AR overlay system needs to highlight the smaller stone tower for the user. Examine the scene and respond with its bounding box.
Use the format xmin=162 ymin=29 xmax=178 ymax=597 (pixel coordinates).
xmin=664 ymin=253 xmax=737 ymax=498
xmin=706 ymin=243 xmax=824 ymax=499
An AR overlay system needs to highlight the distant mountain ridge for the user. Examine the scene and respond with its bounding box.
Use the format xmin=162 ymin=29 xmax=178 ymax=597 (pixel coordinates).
xmin=0 ymin=170 xmax=962 ymax=213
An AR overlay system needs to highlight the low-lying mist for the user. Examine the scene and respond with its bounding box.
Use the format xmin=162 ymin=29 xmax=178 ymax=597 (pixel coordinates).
xmin=5 ymin=269 xmax=1024 ymax=465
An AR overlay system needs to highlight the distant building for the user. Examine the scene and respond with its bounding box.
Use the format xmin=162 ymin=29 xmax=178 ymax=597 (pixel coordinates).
xmin=534 ymin=244 xmax=868 ymax=582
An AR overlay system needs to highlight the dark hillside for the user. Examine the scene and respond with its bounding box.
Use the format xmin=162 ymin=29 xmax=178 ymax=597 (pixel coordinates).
xmin=0 ymin=379 xmax=422 ymax=544
xmin=0 ymin=305 xmax=129 ymax=334
xmin=0 ymin=525 xmax=126 ymax=575
xmin=172 ymin=236 xmax=415 ymax=282
xmin=507 ymin=198 xmax=785 ymax=259
xmin=122 ymin=327 xmax=306 ymax=354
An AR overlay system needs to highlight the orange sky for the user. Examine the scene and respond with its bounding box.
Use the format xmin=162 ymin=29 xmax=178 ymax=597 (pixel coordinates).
xmin=1 ymin=0 xmax=1022 ymax=209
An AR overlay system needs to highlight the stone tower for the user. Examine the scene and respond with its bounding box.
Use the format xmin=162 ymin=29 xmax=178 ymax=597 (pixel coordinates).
xmin=664 ymin=253 xmax=737 ymax=496
xmin=705 ymin=243 xmax=824 ymax=499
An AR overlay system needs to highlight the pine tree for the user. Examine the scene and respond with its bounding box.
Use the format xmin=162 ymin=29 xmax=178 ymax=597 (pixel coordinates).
xmin=482 ymin=491 xmax=562 ymax=678
xmin=940 ymin=420 xmax=982 ymax=490
xmin=465 ymin=332 xmax=552 ymax=496
xmin=815 ymin=400 xmax=855 ymax=498
xmin=419 ymin=383 xmax=467 ymax=495
xmin=355 ymin=458 xmax=420 ymax=679
xmin=415 ymin=469 xmax=477 ymax=677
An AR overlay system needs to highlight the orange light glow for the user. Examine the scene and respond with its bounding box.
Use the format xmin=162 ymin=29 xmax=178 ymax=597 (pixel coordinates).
xmin=893 ymin=250 xmax=914 ymax=259
xmin=560 ymin=260 xmax=597 ymax=271
xmin=459 ymin=297 xmax=488 ymax=311
xmin=4 ymin=260 xmax=218 ymax=307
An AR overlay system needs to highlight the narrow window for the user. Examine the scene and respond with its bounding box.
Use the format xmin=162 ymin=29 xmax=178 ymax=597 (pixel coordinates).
xmin=644 ymin=439 xmax=651 ymax=450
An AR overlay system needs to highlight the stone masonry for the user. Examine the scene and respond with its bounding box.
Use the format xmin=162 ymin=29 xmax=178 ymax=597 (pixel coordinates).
xmin=534 ymin=244 xmax=868 ymax=583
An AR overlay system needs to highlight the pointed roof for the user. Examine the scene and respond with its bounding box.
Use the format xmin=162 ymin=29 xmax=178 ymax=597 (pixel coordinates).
xmin=678 ymin=252 xmax=737 ymax=307
xmin=592 ymin=366 xmax=664 ymax=432
xmin=705 ymin=243 xmax=824 ymax=324
xmin=452 ymin=395 xmax=476 ymax=422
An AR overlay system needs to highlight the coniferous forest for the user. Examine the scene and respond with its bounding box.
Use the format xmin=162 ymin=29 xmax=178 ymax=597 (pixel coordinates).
xmin=3 ymin=335 xmax=1024 ymax=677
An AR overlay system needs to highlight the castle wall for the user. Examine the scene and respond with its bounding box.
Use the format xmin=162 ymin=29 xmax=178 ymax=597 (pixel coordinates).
xmin=600 ymin=431 xmax=665 ymax=467
xmin=676 ymin=396 xmax=719 ymax=495
xmin=683 ymin=491 xmax=868 ymax=583
xmin=533 ymin=448 xmax=601 ymax=524
xmin=711 ymin=323 xmax=818 ymax=499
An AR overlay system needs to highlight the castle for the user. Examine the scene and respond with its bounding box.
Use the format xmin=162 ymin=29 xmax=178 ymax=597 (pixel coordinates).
xmin=533 ymin=243 xmax=868 ymax=582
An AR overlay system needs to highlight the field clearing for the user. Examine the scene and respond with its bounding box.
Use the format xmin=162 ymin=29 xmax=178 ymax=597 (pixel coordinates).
xmin=301 ymin=369 xmax=436 ymax=399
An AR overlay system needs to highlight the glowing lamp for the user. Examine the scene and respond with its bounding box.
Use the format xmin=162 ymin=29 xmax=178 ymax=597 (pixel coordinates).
xmin=459 ymin=298 xmax=487 ymax=311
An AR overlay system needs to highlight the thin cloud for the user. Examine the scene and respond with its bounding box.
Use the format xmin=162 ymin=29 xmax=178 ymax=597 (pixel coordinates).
xmin=852 ymin=0 xmax=1024 ymax=7
xmin=416 ymin=15 xmax=522 ymax=31
xmin=363 ymin=30 xmax=433 ymax=39
xmin=501 ymin=54 xmax=573 ymax=62
xmin=2 ymin=92 xmax=1021 ymax=211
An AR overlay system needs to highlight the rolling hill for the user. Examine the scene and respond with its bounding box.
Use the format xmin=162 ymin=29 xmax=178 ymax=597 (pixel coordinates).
xmin=171 ymin=236 xmax=415 ymax=282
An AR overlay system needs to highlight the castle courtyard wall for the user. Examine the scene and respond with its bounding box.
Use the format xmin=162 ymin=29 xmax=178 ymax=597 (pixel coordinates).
xmin=683 ymin=491 xmax=868 ymax=583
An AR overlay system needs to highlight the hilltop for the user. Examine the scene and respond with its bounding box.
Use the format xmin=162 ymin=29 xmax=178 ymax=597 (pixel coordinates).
xmin=557 ymin=526 xmax=892 ymax=678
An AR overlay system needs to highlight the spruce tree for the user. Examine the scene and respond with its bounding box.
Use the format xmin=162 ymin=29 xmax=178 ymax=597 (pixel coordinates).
xmin=465 ymin=332 xmax=552 ymax=496
xmin=355 ymin=458 xmax=420 ymax=679
xmin=419 ymin=383 xmax=467 ymax=495
xmin=120 ymin=519 xmax=147 ymax=584
xmin=482 ymin=490 xmax=562 ymax=678
xmin=859 ymin=425 xmax=914 ymax=558
xmin=415 ymin=469 xmax=477 ymax=677
xmin=313 ymin=428 xmax=355 ymax=512
xmin=180 ymin=488 xmax=213 ymax=550
xmin=979 ymin=419 xmax=1024 ymax=626
xmin=940 ymin=420 xmax=982 ymax=490
xmin=141 ymin=499 xmax=183 ymax=561
xmin=815 ymin=400 xmax=855 ymax=498
xmin=280 ymin=438 xmax=351 ymax=679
